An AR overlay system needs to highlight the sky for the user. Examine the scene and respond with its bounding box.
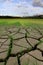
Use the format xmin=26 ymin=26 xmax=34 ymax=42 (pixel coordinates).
xmin=0 ymin=0 xmax=43 ymax=16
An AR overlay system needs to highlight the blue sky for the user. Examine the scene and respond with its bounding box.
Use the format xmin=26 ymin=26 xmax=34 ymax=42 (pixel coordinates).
xmin=0 ymin=0 xmax=43 ymax=16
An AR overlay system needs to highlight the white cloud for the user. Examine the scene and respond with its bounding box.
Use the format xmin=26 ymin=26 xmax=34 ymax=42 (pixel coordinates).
xmin=0 ymin=0 xmax=43 ymax=16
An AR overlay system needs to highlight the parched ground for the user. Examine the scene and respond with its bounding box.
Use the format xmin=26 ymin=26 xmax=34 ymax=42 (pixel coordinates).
xmin=0 ymin=25 xmax=43 ymax=65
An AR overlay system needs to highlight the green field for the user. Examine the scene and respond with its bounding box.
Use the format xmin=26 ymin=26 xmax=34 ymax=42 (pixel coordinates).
xmin=0 ymin=19 xmax=43 ymax=26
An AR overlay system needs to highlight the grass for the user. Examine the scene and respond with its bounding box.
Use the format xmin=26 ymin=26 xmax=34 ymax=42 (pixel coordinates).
xmin=0 ymin=19 xmax=43 ymax=27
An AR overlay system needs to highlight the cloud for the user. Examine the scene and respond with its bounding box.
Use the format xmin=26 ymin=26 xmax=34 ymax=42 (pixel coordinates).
xmin=0 ymin=0 xmax=43 ymax=16
xmin=33 ymin=0 xmax=43 ymax=7
xmin=0 ymin=1 xmax=30 ymax=16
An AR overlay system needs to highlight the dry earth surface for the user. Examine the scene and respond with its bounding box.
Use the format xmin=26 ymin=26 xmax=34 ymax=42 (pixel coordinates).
xmin=0 ymin=25 xmax=43 ymax=65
